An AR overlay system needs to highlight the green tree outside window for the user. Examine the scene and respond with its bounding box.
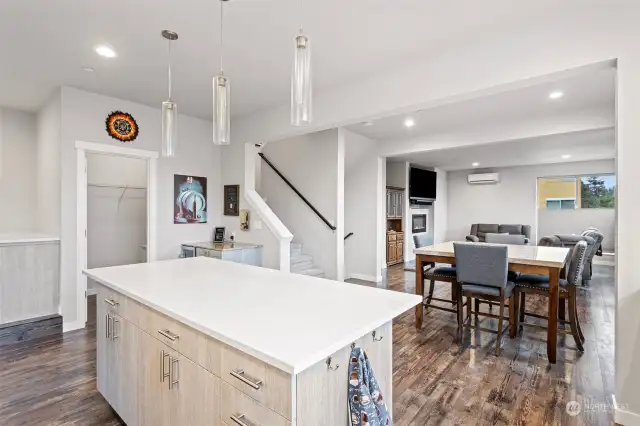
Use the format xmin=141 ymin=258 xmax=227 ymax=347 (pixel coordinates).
xmin=580 ymin=175 xmax=616 ymax=208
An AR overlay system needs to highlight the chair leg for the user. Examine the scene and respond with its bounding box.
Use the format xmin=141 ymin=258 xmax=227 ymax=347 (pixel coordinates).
xmin=474 ymin=298 xmax=480 ymax=320
xmin=466 ymin=296 xmax=472 ymax=322
xmin=559 ymin=298 xmax=566 ymax=322
xmin=496 ymin=290 xmax=505 ymax=356
xmin=451 ymin=282 xmax=457 ymax=307
xmin=509 ymin=292 xmax=517 ymax=338
xmin=568 ymin=288 xmax=584 ymax=352
xmin=519 ymin=292 xmax=526 ymax=330
xmin=456 ymin=287 xmax=464 ymax=344
xmin=426 ymin=280 xmax=435 ymax=306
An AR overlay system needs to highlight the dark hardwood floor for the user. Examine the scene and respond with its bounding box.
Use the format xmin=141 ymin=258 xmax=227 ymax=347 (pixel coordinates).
xmin=0 ymin=265 xmax=614 ymax=426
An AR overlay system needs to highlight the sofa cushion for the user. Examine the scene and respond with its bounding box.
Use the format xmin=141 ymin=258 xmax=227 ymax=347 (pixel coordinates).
xmin=498 ymin=224 xmax=523 ymax=235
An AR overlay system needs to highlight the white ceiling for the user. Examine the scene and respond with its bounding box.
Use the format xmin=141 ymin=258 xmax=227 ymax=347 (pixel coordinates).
xmin=388 ymin=128 xmax=615 ymax=171
xmin=0 ymin=0 xmax=597 ymax=119
xmin=347 ymin=68 xmax=616 ymax=141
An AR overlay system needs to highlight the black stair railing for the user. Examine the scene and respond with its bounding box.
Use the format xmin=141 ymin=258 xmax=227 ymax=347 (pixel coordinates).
xmin=258 ymin=153 xmax=337 ymax=231
xmin=344 ymin=232 xmax=354 ymax=241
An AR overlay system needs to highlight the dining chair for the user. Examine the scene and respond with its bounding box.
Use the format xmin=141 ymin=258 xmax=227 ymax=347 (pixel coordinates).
xmin=414 ymin=235 xmax=462 ymax=316
xmin=485 ymin=233 xmax=527 ymax=245
xmin=515 ymin=240 xmax=587 ymax=351
xmin=453 ymin=242 xmax=516 ymax=356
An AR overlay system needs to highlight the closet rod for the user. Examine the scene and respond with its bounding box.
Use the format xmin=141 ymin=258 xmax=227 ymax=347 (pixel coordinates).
xmin=88 ymin=183 xmax=147 ymax=190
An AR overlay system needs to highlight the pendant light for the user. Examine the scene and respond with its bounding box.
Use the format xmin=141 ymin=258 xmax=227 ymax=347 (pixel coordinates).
xmin=161 ymin=30 xmax=179 ymax=157
xmin=291 ymin=0 xmax=312 ymax=126
xmin=213 ymin=0 xmax=231 ymax=145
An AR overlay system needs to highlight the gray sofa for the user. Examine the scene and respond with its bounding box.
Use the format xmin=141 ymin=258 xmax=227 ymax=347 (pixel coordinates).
xmin=466 ymin=224 xmax=532 ymax=244
xmin=538 ymin=227 xmax=604 ymax=286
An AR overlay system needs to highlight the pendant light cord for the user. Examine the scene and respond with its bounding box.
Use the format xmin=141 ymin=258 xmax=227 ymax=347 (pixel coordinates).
xmin=167 ymin=39 xmax=172 ymax=100
xmin=299 ymin=0 xmax=304 ymax=32
xmin=219 ymin=0 xmax=225 ymax=74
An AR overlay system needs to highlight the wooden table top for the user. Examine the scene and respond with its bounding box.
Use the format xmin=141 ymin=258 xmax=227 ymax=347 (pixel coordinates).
xmin=414 ymin=241 xmax=570 ymax=269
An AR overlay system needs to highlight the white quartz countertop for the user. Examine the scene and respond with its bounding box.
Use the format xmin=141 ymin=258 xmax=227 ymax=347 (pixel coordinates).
xmin=84 ymin=257 xmax=420 ymax=374
xmin=0 ymin=233 xmax=60 ymax=244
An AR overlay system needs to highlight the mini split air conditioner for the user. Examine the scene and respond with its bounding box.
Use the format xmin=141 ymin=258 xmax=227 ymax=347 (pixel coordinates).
xmin=467 ymin=173 xmax=500 ymax=185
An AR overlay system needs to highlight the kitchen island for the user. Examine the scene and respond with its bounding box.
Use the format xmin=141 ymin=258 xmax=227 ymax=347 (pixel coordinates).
xmin=84 ymin=257 xmax=420 ymax=426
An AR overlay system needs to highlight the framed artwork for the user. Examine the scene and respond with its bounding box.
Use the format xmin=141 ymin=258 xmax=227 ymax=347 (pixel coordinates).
xmin=105 ymin=111 xmax=139 ymax=142
xmin=224 ymin=185 xmax=240 ymax=216
xmin=240 ymin=210 xmax=250 ymax=231
xmin=214 ymin=227 xmax=226 ymax=243
xmin=174 ymin=175 xmax=208 ymax=224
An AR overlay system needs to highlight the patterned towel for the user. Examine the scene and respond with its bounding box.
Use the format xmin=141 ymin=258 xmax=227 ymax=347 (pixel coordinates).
xmin=348 ymin=347 xmax=392 ymax=426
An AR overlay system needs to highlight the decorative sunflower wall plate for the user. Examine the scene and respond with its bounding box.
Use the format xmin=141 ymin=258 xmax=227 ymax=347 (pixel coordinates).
xmin=106 ymin=111 xmax=139 ymax=142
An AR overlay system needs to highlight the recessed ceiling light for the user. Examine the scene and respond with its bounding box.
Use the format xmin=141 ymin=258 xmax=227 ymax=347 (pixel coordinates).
xmin=362 ymin=121 xmax=373 ymax=126
xmin=95 ymin=45 xmax=116 ymax=58
xmin=82 ymin=66 xmax=95 ymax=73
xmin=472 ymin=162 xmax=480 ymax=167
xmin=562 ymin=154 xmax=572 ymax=159
xmin=549 ymin=91 xmax=564 ymax=100
xmin=404 ymin=118 xmax=415 ymax=128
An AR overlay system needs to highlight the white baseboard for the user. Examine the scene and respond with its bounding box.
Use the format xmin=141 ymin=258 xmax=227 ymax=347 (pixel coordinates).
xmin=63 ymin=320 xmax=86 ymax=333
xmin=614 ymin=394 xmax=640 ymax=425
xmin=349 ymin=274 xmax=379 ymax=283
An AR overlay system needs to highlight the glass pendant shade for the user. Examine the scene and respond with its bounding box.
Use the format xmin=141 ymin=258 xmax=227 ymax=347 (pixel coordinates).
xmin=162 ymin=100 xmax=178 ymax=157
xmin=212 ymin=74 xmax=231 ymax=145
xmin=291 ymin=34 xmax=312 ymax=126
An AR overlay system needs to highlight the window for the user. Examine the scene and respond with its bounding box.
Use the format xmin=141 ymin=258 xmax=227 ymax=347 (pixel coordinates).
xmin=580 ymin=175 xmax=616 ymax=208
xmin=538 ymin=174 xmax=615 ymax=209
xmin=546 ymin=198 xmax=576 ymax=210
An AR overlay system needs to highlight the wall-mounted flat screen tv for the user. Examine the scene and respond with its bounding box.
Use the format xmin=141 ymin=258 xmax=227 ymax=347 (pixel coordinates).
xmin=409 ymin=167 xmax=437 ymax=200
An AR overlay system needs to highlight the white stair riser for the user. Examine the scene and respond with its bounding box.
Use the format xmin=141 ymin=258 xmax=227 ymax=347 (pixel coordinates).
xmin=291 ymin=262 xmax=315 ymax=272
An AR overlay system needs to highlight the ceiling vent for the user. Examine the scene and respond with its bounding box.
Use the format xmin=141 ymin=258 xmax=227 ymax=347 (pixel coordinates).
xmin=468 ymin=173 xmax=500 ymax=185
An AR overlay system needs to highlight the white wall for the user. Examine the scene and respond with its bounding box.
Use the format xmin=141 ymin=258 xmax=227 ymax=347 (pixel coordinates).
xmin=446 ymin=160 xmax=615 ymax=244
xmin=344 ymin=129 xmax=379 ymax=281
xmin=36 ymin=89 xmax=61 ymax=236
xmin=59 ymin=86 xmax=223 ymax=330
xmin=0 ymin=107 xmax=38 ymax=233
xmin=87 ymin=154 xmax=147 ymax=269
xmin=260 ymin=129 xmax=341 ymax=279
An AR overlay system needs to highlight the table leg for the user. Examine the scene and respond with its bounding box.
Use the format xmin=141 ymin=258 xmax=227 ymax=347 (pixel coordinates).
xmin=547 ymin=267 xmax=560 ymax=364
xmin=415 ymin=255 xmax=424 ymax=330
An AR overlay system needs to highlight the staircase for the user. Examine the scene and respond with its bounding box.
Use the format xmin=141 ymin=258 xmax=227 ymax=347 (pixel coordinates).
xmin=290 ymin=242 xmax=325 ymax=278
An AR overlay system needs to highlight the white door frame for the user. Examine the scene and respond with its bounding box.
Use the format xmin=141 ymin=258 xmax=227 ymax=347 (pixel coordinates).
xmin=75 ymin=141 xmax=158 ymax=329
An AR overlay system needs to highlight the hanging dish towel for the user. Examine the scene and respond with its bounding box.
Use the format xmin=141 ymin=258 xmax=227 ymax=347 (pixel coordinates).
xmin=348 ymin=347 xmax=392 ymax=426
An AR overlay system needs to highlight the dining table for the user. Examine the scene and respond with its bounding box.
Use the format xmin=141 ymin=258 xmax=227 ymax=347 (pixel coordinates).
xmin=414 ymin=241 xmax=570 ymax=363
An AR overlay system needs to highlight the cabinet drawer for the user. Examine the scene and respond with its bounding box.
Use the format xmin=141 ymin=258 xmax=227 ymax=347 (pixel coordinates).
xmin=95 ymin=283 xmax=139 ymax=326
xmin=221 ymin=382 xmax=291 ymax=426
xmin=221 ymin=346 xmax=292 ymax=419
xmin=387 ymin=233 xmax=397 ymax=242
xmin=137 ymin=303 xmax=222 ymax=376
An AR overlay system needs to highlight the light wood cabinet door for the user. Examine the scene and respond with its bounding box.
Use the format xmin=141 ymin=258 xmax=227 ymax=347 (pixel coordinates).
xmin=138 ymin=330 xmax=174 ymax=426
xmin=396 ymin=241 xmax=404 ymax=263
xmin=111 ymin=314 xmax=139 ymax=426
xmin=96 ymin=296 xmax=111 ymax=402
xmin=171 ymin=356 xmax=221 ymax=426
xmin=387 ymin=242 xmax=397 ymax=263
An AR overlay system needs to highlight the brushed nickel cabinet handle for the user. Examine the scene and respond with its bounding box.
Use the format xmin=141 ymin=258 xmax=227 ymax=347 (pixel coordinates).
xmin=158 ymin=329 xmax=180 ymax=341
xmin=112 ymin=318 xmax=119 ymax=340
xmin=230 ymin=369 xmax=263 ymax=390
xmin=230 ymin=414 xmax=253 ymax=426
xmin=105 ymin=314 xmax=110 ymax=339
xmin=169 ymin=357 xmax=179 ymax=389
xmin=372 ymin=330 xmax=383 ymax=342
xmin=104 ymin=298 xmax=119 ymax=307
xmin=160 ymin=350 xmax=170 ymax=383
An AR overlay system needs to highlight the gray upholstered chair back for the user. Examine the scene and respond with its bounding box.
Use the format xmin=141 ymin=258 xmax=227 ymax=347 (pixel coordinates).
xmin=413 ymin=234 xmax=430 ymax=249
xmin=581 ymin=228 xmax=604 ymax=258
xmin=485 ymin=233 xmax=526 ymax=245
xmin=566 ymin=240 xmax=588 ymax=285
xmin=453 ymin=242 xmax=509 ymax=288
